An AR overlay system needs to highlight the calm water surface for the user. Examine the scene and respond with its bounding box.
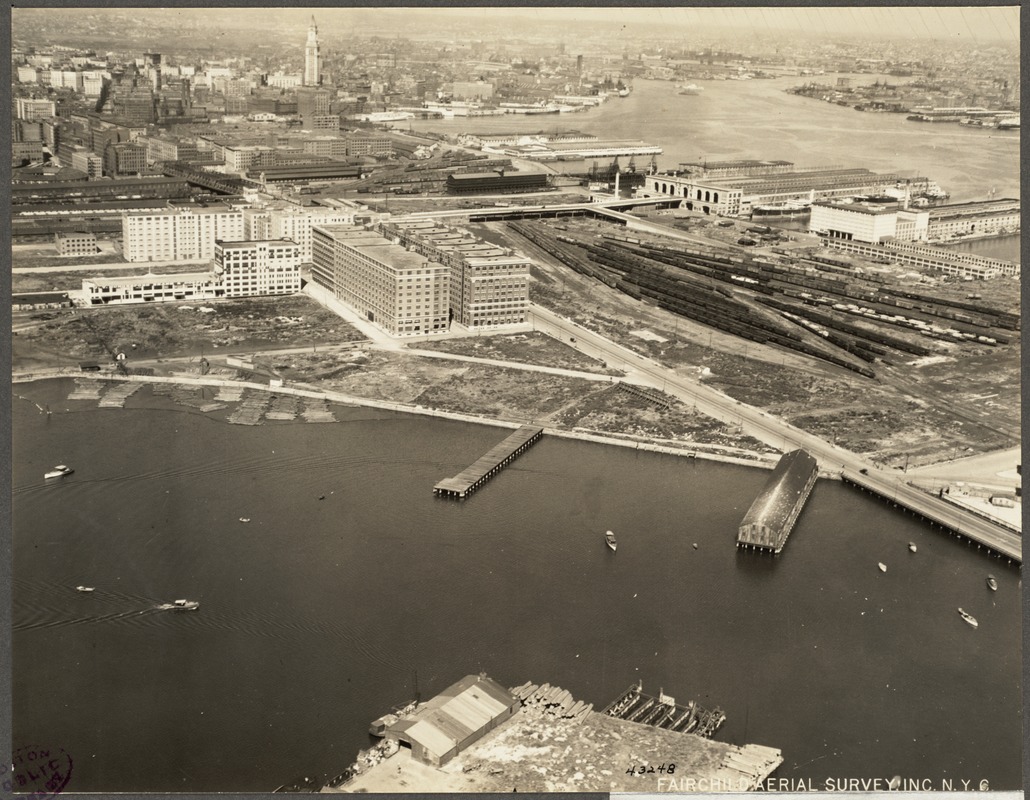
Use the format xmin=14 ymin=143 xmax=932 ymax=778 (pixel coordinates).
xmin=407 ymin=75 xmax=1020 ymax=202
xmin=12 ymin=381 xmax=1022 ymax=791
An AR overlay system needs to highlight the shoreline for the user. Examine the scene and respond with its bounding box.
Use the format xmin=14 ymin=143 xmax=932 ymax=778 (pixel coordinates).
xmin=14 ymin=369 xmax=786 ymax=473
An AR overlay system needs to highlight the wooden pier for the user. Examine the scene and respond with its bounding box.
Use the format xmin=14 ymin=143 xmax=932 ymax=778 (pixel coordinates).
xmin=842 ymin=471 xmax=1021 ymax=563
xmin=434 ymin=425 xmax=544 ymax=498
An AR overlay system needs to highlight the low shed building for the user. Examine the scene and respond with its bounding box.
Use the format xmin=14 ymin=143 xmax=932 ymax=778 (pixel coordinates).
xmin=386 ymin=674 xmax=518 ymax=767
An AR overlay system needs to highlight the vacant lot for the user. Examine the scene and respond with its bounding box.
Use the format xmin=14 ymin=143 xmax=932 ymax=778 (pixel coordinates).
xmin=12 ymin=295 xmax=364 ymax=369
xmin=414 ymin=331 xmax=619 ymax=375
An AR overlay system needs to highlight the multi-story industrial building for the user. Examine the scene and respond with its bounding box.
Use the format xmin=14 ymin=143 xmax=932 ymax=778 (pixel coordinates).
xmin=244 ymin=205 xmax=360 ymax=262
xmin=122 ymin=206 xmax=245 ymax=262
xmin=808 ymin=199 xmax=929 ymax=243
xmin=346 ymin=133 xmax=393 ymax=157
xmin=54 ymin=231 xmax=98 ymax=256
xmin=70 ymin=147 xmax=104 ymax=179
xmin=296 ymin=86 xmax=333 ymax=129
xmin=446 ymin=171 xmax=548 ymax=194
xmin=82 ymin=271 xmax=218 ymax=305
xmin=12 ymin=140 xmax=44 ymax=165
xmin=311 ymin=225 xmax=451 ymax=337
xmin=144 ymin=135 xmax=200 ymax=165
xmin=15 ymin=97 xmax=57 ymax=121
xmin=823 ymin=238 xmax=1019 ymax=279
xmin=927 ymin=199 xmax=1020 ymax=240
xmin=103 ymin=141 xmax=147 ymax=176
xmin=214 ymin=239 xmax=302 ymax=298
xmin=379 ymin=220 xmax=531 ymax=328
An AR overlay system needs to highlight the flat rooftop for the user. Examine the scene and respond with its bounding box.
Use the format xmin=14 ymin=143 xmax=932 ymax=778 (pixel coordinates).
xmin=812 ymin=200 xmax=899 ymax=215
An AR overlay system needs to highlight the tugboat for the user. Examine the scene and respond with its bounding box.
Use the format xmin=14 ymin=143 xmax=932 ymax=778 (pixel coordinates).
xmin=605 ymin=530 xmax=618 ymax=552
xmin=957 ymin=608 xmax=978 ymax=628
xmin=987 ymin=574 xmax=998 ymax=591
xmin=45 ymin=465 xmax=74 ymax=480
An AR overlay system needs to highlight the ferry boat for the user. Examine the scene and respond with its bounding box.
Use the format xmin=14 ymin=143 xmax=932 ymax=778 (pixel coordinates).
xmin=45 ymin=465 xmax=74 ymax=480
xmin=957 ymin=608 xmax=978 ymax=628
xmin=987 ymin=574 xmax=998 ymax=591
xmin=75 ymin=586 xmax=95 ymax=593
xmin=605 ymin=530 xmax=618 ymax=552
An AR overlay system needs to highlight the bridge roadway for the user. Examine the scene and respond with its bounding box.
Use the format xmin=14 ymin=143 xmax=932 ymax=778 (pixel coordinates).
xmin=391 ymin=196 xmax=680 ymax=223
xmin=527 ymin=305 xmax=1021 ymax=563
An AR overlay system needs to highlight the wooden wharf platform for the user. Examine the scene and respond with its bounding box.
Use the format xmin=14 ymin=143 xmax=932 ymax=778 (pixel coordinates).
xmin=842 ymin=471 xmax=1021 ymax=563
xmin=434 ymin=425 xmax=544 ymax=498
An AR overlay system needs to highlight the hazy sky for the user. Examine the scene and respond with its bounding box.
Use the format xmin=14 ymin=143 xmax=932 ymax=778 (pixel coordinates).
xmin=13 ymin=5 xmax=1021 ymax=44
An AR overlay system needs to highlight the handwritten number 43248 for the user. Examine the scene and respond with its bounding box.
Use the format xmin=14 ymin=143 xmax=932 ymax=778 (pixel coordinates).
xmin=627 ymin=764 xmax=676 ymax=775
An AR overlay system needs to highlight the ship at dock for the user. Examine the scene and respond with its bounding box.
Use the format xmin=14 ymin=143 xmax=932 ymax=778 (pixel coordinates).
xmin=737 ymin=449 xmax=819 ymax=554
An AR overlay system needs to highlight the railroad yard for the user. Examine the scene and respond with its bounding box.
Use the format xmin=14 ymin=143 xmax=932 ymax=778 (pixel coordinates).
xmin=490 ymin=216 xmax=1020 ymax=468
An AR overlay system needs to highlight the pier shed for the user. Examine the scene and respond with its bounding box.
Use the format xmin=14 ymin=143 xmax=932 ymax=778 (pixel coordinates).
xmin=737 ymin=449 xmax=819 ymax=554
xmin=385 ymin=674 xmax=518 ymax=767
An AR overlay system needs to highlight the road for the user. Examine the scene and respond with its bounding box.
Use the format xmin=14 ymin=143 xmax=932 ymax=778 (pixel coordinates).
xmin=529 ymin=303 xmax=1021 ymax=561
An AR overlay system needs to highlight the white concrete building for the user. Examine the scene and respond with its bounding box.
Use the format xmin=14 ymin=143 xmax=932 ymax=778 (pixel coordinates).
xmin=214 ymin=239 xmax=302 ymax=298
xmin=244 ymin=206 xmax=359 ymax=262
xmin=15 ymin=97 xmax=56 ymax=120
xmin=122 ymin=207 xmax=245 ymax=262
xmin=809 ymin=200 xmax=928 ymax=243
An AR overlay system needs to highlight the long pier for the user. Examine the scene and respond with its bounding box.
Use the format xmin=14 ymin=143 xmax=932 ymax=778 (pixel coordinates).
xmin=434 ymin=425 xmax=544 ymax=498
xmin=842 ymin=471 xmax=1021 ymax=563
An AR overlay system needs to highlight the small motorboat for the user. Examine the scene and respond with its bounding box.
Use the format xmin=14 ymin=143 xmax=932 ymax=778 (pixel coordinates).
xmin=605 ymin=530 xmax=617 ymax=552
xmin=987 ymin=574 xmax=998 ymax=591
xmin=958 ymin=607 xmax=978 ymax=628
xmin=239 ymin=517 xmax=251 ymax=523
xmin=161 ymin=599 xmax=200 ymax=611
xmin=75 ymin=586 xmax=95 ymax=593
xmin=878 ymin=562 xmax=887 ymax=573
xmin=908 ymin=542 xmax=917 ymax=553
xmin=45 ymin=465 xmax=74 ymax=480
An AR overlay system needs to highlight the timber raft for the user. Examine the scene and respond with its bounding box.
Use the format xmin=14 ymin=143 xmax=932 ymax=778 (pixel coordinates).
xmin=604 ymin=683 xmax=725 ymax=739
xmin=434 ymin=425 xmax=544 ymax=498
xmin=737 ymin=449 xmax=819 ymax=554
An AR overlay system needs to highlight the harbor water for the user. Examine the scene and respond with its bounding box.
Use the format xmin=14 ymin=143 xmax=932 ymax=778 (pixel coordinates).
xmin=12 ymin=381 xmax=1022 ymax=791
xmin=407 ymin=75 xmax=1021 ymax=203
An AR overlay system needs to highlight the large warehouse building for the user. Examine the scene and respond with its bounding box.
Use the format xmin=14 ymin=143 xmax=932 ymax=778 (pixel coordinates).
xmin=311 ymin=224 xmax=451 ymax=337
xmin=384 ymin=674 xmax=518 ymax=767
xmin=644 ymin=167 xmax=901 ymax=216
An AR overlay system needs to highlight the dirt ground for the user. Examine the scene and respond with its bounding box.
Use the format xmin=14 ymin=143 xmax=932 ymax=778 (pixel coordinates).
xmin=340 ymin=706 xmax=741 ymax=794
xmin=414 ymin=331 xmax=619 ymax=375
xmin=12 ymin=295 xmax=365 ymax=369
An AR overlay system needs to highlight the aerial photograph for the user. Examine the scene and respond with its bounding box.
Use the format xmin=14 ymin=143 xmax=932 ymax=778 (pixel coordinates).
xmin=9 ymin=4 xmax=1021 ymax=795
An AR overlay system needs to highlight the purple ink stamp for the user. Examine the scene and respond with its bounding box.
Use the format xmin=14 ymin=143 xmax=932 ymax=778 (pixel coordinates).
xmin=5 ymin=747 xmax=73 ymax=800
